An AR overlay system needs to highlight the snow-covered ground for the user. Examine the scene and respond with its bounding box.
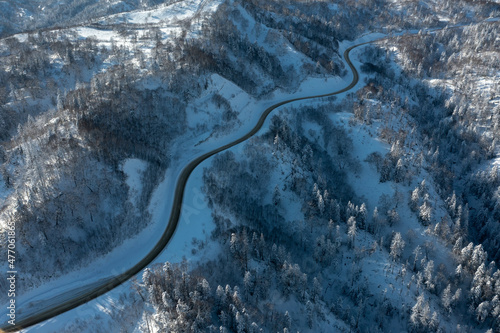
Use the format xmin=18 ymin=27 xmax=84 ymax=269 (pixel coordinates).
xmin=7 ymin=27 xmax=395 ymax=332
xmin=100 ymin=0 xmax=220 ymax=26
xmin=7 ymin=4 xmax=489 ymax=331
xmin=16 ymin=147 xmax=219 ymax=332
xmin=9 ymin=18 xmax=484 ymax=329
xmin=122 ymin=159 xmax=148 ymax=214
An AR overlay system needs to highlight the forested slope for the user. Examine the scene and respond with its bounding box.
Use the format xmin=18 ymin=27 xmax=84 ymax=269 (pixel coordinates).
xmin=1 ymin=0 xmax=499 ymax=332
xmin=1 ymin=0 xmax=352 ymax=294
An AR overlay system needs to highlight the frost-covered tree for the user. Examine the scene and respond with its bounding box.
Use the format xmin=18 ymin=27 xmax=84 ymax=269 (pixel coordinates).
xmin=390 ymin=232 xmax=405 ymax=261
xmin=410 ymin=187 xmax=420 ymax=212
xmin=358 ymin=202 xmax=367 ymax=229
xmin=410 ymin=294 xmax=431 ymax=332
xmin=418 ymin=194 xmax=432 ymax=226
xmin=441 ymin=284 xmax=452 ymax=313
xmin=306 ymin=300 xmax=314 ymax=329
xmin=423 ymin=260 xmax=435 ymax=292
xmin=317 ymin=191 xmax=325 ymax=215
xmin=347 ymin=216 xmax=357 ymax=248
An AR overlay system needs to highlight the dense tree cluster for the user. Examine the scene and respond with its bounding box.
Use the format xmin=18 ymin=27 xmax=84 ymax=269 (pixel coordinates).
xmin=349 ymin=22 xmax=500 ymax=330
xmin=387 ymin=24 xmax=500 ymax=263
xmin=0 ymin=0 xmax=183 ymax=38
xmin=0 ymin=22 xmax=191 ymax=289
xmin=354 ymin=22 xmax=500 ymax=262
xmin=193 ymin=109 xmax=405 ymax=331
xmin=2 ymin=0 xmax=500 ymax=331
xmin=0 ymin=0 xmax=364 ymax=295
xmin=0 ymin=32 xmax=107 ymax=139
xmin=131 ymin=3 xmax=500 ymax=333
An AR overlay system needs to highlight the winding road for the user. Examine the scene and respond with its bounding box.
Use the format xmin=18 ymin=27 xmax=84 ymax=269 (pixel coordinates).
xmin=1 ymin=38 xmax=380 ymax=332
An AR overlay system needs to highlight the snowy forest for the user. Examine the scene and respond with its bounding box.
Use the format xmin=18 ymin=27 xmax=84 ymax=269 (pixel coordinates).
xmin=0 ymin=0 xmax=499 ymax=332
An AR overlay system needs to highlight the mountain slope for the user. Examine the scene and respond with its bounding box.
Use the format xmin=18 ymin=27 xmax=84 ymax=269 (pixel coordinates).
xmin=0 ymin=0 xmax=499 ymax=332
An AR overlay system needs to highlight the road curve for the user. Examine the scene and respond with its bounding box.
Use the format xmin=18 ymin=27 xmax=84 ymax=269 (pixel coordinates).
xmin=1 ymin=41 xmax=368 ymax=332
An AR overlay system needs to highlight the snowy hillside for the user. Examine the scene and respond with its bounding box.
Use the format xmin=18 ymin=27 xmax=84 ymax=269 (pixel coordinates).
xmin=0 ymin=0 xmax=177 ymax=37
xmin=1 ymin=0 xmax=500 ymax=332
